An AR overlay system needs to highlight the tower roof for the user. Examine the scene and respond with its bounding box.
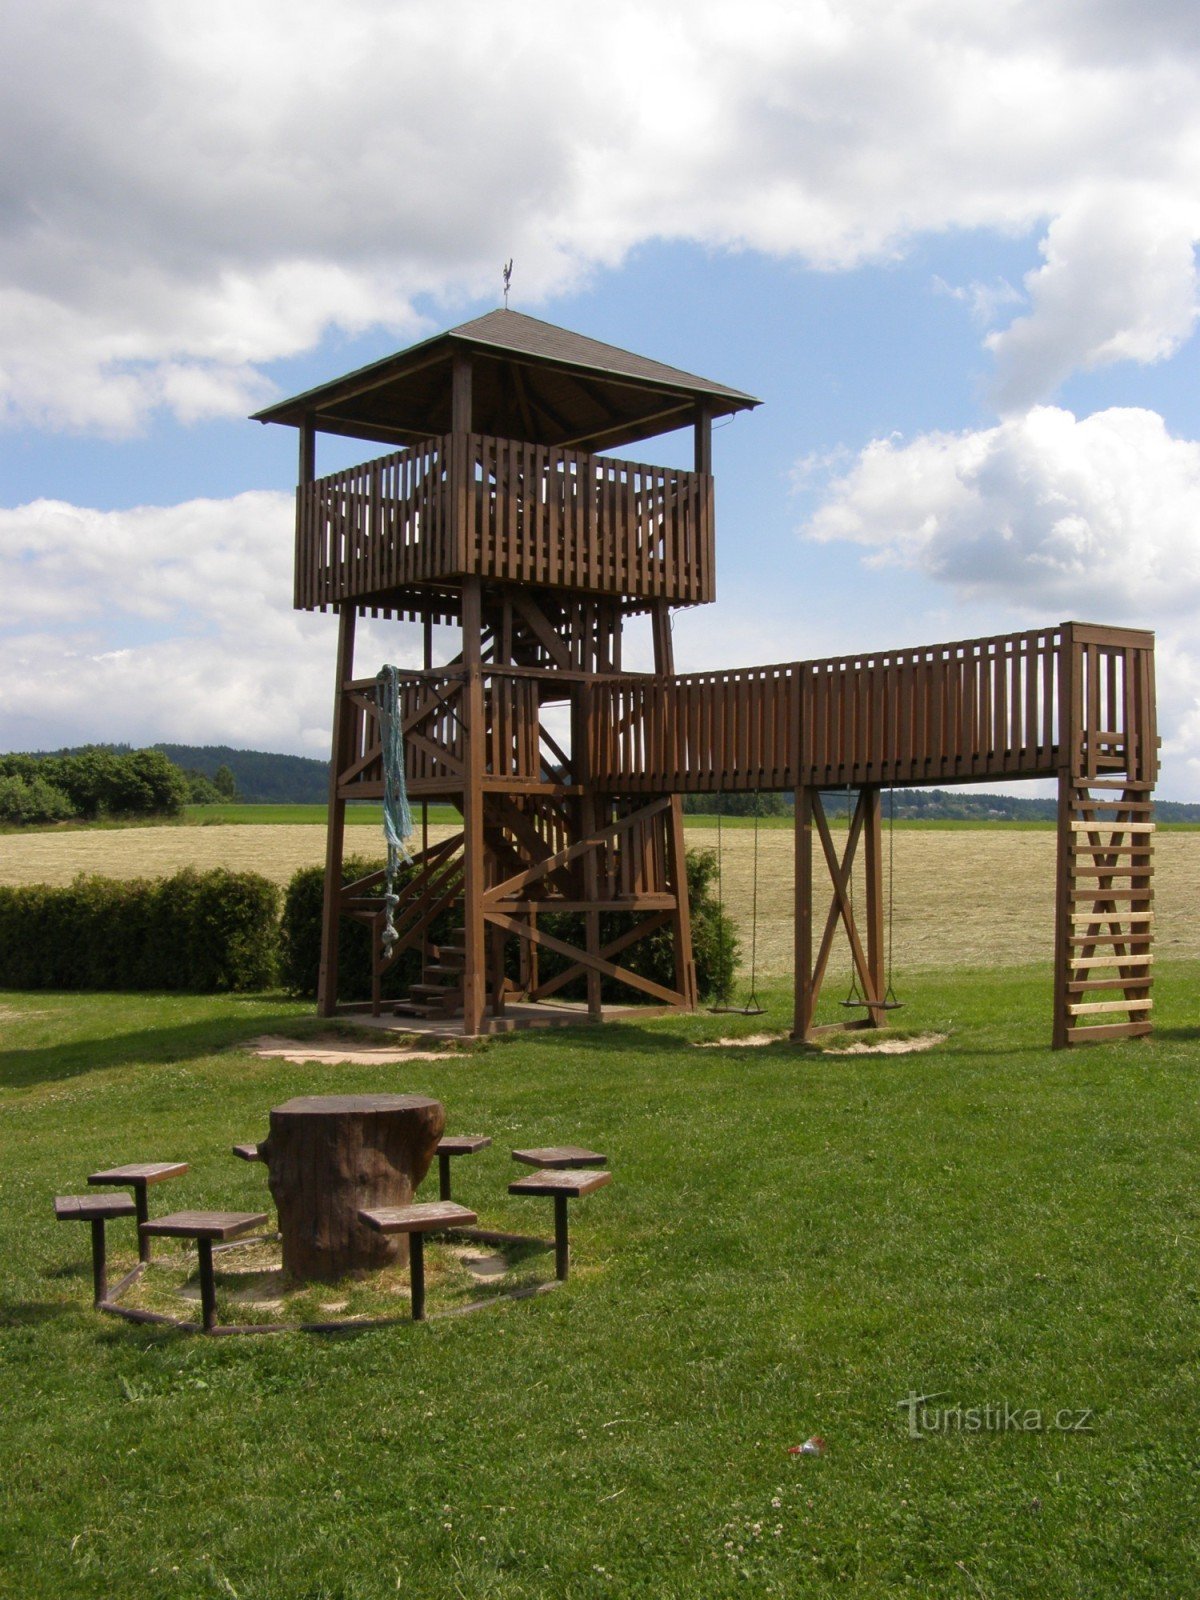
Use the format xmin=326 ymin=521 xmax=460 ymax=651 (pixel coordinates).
xmin=252 ymin=308 xmax=760 ymax=453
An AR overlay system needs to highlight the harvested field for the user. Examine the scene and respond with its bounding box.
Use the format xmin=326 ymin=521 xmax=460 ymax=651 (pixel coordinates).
xmin=2 ymin=822 xmax=1196 ymax=974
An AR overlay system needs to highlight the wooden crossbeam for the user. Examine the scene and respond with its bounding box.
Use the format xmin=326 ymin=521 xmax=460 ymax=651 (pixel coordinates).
xmin=483 ymin=797 xmax=671 ymax=903
xmin=484 ymin=909 xmax=684 ymax=1008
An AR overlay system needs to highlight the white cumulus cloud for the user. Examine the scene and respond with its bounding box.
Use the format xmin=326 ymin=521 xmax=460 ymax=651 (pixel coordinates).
xmin=800 ymin=403 xmax=1200 ymax=792
xmin=2 ymin=0 xmax=1199 ymax=429
xmin=0 ymin=493 xmax=423 ymax=753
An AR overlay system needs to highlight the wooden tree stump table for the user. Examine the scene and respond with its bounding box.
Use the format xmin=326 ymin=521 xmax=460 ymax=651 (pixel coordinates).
xmin=260 ymin=1093 xmax=445 ymax=1282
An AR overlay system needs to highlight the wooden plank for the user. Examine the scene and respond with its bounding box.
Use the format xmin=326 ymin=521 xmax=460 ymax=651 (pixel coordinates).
xmin=1067 ymin=998 xmax=1153 ymax=1015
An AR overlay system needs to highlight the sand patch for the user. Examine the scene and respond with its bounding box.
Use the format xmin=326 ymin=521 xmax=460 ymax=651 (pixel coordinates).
xmin=695 ymin=1030 xmax=948 ymax=1055
xmin=823 ymin=1032 xmax=948 ymax=1055
xmin=245 ymin=1034 xmax=466 ymax=1066
xmin=696 ymin=1032 xmax=783 ymax=1049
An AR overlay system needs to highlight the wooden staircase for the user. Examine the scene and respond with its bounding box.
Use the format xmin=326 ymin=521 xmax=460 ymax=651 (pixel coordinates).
xmin=395 ymin=938 xmax=466 ymax=1020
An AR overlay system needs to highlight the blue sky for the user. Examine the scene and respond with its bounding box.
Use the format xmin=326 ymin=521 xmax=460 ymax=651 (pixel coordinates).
xmin=2 ymin=2 xmax=1198 ymax=796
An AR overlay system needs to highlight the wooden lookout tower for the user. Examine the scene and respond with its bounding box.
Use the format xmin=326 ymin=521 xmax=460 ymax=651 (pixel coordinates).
xmin=255 ymin=310 xmax=759 ymax=1034
xmin=259 ymin=310 xmax=1158 ymax=1049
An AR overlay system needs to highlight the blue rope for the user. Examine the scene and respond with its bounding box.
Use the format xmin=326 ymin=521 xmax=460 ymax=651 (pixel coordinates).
xmin=375 ymin=664 xmax=415 ymax=953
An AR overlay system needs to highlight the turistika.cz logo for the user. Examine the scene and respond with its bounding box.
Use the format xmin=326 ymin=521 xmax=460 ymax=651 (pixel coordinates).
xmin=897 ymin=1391 xmax=1095 ymax=1439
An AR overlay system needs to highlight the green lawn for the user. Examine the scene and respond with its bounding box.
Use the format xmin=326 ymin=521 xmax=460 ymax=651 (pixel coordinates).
xmin=3 ymin=970 xmax=1199 ymax=1598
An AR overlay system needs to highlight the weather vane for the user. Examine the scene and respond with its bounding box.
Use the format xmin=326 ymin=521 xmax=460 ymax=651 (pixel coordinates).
xmin=502 ymin=259 xmax=513 ymax=309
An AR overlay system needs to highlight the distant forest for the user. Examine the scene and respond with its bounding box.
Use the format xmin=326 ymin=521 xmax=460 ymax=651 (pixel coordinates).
xmin=29 ymin=745 xmax=1200 ymax=822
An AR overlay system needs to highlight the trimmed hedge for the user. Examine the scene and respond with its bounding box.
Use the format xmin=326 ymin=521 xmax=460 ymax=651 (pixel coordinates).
xmin=0 ymin=849 xmax=738 ymax=1001
xmin=0 ymin=869 xmax=279 ymax=992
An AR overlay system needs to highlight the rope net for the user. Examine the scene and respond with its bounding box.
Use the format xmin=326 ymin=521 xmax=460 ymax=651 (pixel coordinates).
xmin=375 ymin=664 xmax=415 ymax=954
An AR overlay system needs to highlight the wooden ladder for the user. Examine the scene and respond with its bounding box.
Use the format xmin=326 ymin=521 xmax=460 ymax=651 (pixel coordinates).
xmin=1054 ymin=779 xmax=1154 ymax=1047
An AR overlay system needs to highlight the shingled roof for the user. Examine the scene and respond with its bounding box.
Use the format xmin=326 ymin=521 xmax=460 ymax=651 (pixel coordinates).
xmin=253 ymin=308 xmax=760 ymax=454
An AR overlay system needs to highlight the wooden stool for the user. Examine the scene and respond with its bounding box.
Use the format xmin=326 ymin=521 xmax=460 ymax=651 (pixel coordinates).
xmin=139 ymin=1211 xmax=268 ymax=1332
xmin=358 ymin=1201 xmax=478 ymax=1320
xmin=511 ymin=1145 xmax=607 ymax=1170
xmin=436 ymin=1135 xmax=491 ymax=1200
xmin=508 ymin=1169 xmax=611 ymax=1281
xmin=54 ymin=1194 xmax=137 ymax=1306
xmin=87 ymin=1162 xmax=189 ymax=1262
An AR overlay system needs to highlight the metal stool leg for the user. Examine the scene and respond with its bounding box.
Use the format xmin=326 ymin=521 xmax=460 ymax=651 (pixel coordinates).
xmin=438 ymin=1151 xmax=452 ymax=1202
xmin=554 ymin=1194 xmax=570 ymax=1282
xmin=197 ymin=1239 xmax=218 ymax=1332
xmin=133 ymin=1184 xmax=151 ymax=1263
xmin=89 ymin=1218 xmax=108 ymax=1306
xmin=410 ymin=1232 xmax=426 ymax=1321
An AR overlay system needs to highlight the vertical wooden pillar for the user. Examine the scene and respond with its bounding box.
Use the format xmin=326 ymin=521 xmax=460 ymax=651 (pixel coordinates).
xmin=317 ymin=604 xmax=356 ymax=1016
xmin=461 ymin=577 xmax=487 ymax=1036
xmin=792 ymin=785 xmax=814 ymax=1041
xmin=1051 ymin=631 xmax=1078 ymax=1050
xmin=1051 ymin=769 xmax=1074 ymax=1051
xmin=653 ymin=599 xmax=696 ymax=1008
xmin=862 ymin=784 xmax=886 ymax=1029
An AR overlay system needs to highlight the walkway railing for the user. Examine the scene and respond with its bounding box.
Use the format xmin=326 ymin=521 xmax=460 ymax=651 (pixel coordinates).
xmin=586 ymin=623 xmax=1156 ymax=792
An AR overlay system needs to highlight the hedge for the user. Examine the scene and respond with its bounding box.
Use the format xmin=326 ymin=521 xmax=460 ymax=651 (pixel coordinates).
xmin=0 ymin=869 xmax=280 ymax=992
xmin=0 ymin=848 xmax=738 ymax=1002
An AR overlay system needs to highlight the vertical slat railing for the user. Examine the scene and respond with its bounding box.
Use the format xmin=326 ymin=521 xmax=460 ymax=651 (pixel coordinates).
xmin=585 ymin=627 xmax=1072 ymax=792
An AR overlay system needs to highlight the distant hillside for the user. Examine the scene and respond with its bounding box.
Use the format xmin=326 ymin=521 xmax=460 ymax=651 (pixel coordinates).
xmin=686 ymin=785 xmax=1200 ymax=824
xmin=152 ymin=745 xmax=329 ymax=804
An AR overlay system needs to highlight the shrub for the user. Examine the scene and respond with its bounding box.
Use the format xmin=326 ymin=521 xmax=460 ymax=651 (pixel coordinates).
xmin=0 ymin=774 xmax=75 ymax=825
xmin=0 ymin=869 xmax=279 ymax=992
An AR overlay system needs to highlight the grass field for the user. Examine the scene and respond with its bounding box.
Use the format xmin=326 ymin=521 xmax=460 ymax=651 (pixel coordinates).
xmin=5 ymin=820 xmax=1199 ymax=978
xmin=3 ymin=965 xmax=1199 ymax=1598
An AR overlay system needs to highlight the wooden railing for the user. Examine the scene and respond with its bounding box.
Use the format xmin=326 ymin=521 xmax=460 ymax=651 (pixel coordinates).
xmin=296 ymin=436 xmax=450 ymax=611
xmin=295 ymin=432 xmax=714 ymax=610
xmin=332 ymin=625 xmax=1155 ymax=799
xmin=337 ymin=667 xmax=557 ymax=798
xmin=586 ymin=624 xmax=1156 ymax=793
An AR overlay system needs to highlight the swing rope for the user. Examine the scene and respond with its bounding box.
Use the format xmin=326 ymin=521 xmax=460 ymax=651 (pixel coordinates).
xmin=375 ymin=664 xmax=415 ymax=957
xmin=710 ymin=789 xmax=765 ymax=1017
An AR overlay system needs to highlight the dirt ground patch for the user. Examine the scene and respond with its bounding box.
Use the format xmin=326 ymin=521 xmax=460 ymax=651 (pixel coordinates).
xmin=2 ymin=822 xmax=1195 ymax=976
xmin=246 ymin=1034 xmax=467 ymax=1066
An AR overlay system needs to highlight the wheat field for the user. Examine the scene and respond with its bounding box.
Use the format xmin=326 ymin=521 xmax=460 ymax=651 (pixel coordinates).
xmin=2 ymin=821 xmax=1196 ymax=974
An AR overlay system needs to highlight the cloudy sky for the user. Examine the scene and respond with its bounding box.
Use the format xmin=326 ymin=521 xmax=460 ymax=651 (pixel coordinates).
xmin=2 ymin=0 xmax=1198 ymax=796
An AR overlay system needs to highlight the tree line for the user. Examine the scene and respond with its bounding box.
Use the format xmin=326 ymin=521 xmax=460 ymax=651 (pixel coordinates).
xmin=0 ymin=748 xmax=238 ymax=825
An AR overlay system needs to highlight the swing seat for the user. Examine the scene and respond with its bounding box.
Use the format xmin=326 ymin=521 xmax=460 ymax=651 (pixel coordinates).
xmin=710 ymin=1000 xmax=766 ymax=1017
xmin=839 ymin=996 xmax=904 ymax=1011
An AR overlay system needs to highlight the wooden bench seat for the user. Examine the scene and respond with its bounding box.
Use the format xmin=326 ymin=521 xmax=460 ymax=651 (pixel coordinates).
xmin=511 ymin=1145 xmax=607 ymax=1170
xmin=508 ymin=1168 xmax=611 ymax=1281
xmin=435 ymin=1135 xmax=491 ymax=1200
xmin=359 ymin=1201 xmax=478 ymax=1320
xmin=139 ymin=1210 xmax=269 ymax=1332
xmin=55 ymin=1193 xmax=138 ymax=1305
xmin=87 ymin=1161 xmax=188 ymax=1262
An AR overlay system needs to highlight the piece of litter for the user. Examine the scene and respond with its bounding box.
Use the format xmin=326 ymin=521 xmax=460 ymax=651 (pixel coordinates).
xmin=787 ymin=1436 xmax=826 ymax=1456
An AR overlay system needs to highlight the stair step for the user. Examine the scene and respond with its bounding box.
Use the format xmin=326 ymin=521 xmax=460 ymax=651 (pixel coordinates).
xmin=424 ymin=963 xmax=464 ymax=978
xmin=410 ymin=982 xmax=461 ymax=998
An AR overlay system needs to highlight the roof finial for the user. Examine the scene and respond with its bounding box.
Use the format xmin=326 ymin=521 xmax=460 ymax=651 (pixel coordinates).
xmin=502 ymin=259 xmax=513 ymax=310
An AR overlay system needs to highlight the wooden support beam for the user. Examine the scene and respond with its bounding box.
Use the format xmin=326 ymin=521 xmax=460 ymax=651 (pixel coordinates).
xmin=461 ymin=578 xmax=486 ymax=1036
xmin=317 ymin=605 xmax=356 ymax=1016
